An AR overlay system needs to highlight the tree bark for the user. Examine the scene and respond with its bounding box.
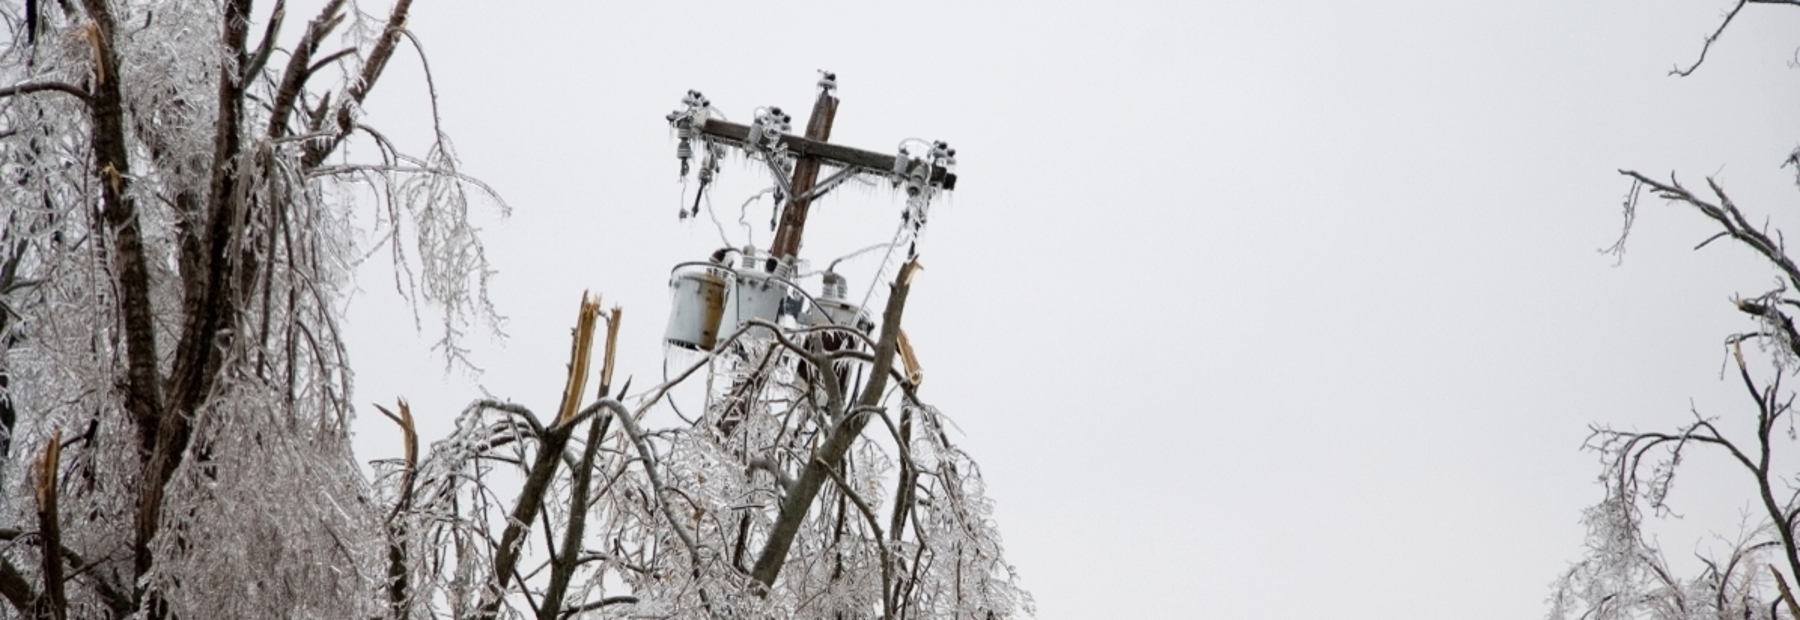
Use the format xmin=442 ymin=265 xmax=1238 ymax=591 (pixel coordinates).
xmin=74 ymin=0 xmax=162 ymax=458
xmin=35 ymin=433 xmax=65 ymax=620
xmin=136 ymin=0 xmax=254 ymax=592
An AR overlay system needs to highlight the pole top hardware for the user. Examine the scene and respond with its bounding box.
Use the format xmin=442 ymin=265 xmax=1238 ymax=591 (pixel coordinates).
xmin=666 ymin=74 xmax=957 ymax=262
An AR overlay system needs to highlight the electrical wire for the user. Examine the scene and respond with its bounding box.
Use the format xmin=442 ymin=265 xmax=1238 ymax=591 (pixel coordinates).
xmin=703 ymin=188 xmax=733 ymax=249
xmin=662 ymin=355 xmax=700 ymax=426
xmin=792 ymin=242 xmax=896 ymax=279
xmin=734 ymin=187 xmax=775 ymax=248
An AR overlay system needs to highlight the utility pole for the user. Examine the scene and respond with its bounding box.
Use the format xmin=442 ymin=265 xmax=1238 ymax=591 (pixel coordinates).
xmin=661 ymin=73 xmax=962 ymax=591
xmin=675 ymin=73 xmax=957 ymax=266
xmin=663 ymin=73 xmax=958 ymax=350
xmin=769 ymin=86 xmax=838 ymax=262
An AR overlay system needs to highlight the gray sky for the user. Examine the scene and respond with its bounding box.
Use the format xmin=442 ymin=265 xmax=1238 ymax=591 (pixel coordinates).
xmin=335 ymin=2 xmax=1800 ymax=617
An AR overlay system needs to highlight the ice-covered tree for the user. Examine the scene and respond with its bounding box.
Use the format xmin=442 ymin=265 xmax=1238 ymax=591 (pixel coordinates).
xmin=390 ymin=273 xmax=1028 ymax=618
xmin=0 ymin=1 xmax=1026 ymax=618
xmin=0 ymin=0 xmax=496 ymax=616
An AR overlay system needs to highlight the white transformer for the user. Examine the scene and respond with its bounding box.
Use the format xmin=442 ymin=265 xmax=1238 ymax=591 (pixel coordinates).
xmin=664 ymin=249 xmax=819 ymax=352
xmin=663 ymin=262 xmax=729 ymax=351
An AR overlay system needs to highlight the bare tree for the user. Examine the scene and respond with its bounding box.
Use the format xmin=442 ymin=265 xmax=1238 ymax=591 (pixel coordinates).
xmin=1552 ymin=4 xmax=1800 ymax=619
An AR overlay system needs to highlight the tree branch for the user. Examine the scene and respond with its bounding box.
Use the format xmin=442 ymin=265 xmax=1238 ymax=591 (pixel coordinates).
xmin=0 ymin=559 xmax=35 ymax=618
xmin=1621 ymin=171 xmax=1800 ymax=291
xmin=375 ymin=400 xmax=418 ymax=617
xmin=538 ymin=412 xmax=609 ymax=620
xmin=556 ymin=596 xmax=638 ymax=618
xmin=0 ymin=81 xmax=91 ymax=103
xmin=1672 ymin=0 xmax=1750 ymax=77
xmin=753 ymin=258 xmax=920 ymax=587
xmin=72 ymin=1 xmax=168 ymax=599
xmin=607 ymin=400 xmax=704 ymax=573
xmin=1773 ymin=565 xmax=1800 ymax=620
xmin=817 ymin=456 xmax=893 ymax=620
xmin=303 ymin=0 xmax=414 ymax=168
xmin=35 ymin=431 xmax=65 ymax=620
xmin=1672 ymin=0 xmax=1800 ymax=77
xmin=476 ymin=413 xmax=570 ymax=619
xmin=541 ymin=307 xmax=620 ymax=620
xmin=266 ymin=0 xmax=344 ymax=139
xmin=242 ymin=0 xmax=285 ymax=82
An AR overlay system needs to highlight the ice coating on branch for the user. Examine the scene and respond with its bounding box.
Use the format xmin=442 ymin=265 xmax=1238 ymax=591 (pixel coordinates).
xmin=372 ymin=334 xmax=1029 ymax=616
xmin=0 ymin=0 xmax=500 ymax=616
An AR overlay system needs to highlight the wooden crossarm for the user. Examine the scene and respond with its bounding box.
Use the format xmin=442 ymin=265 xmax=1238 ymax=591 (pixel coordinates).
xmin=698 ymin=118 xmax=957 ymax=191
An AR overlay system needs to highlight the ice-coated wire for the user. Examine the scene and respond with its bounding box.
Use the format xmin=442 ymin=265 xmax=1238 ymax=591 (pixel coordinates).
xmin=734 ymin=187 xmax=774 ymax=248
xmin=896 ymin=137 xmax=934 ymax=157
xmin=704 ymin=188 xmax=737 ymax=249
xmin=858 ymin=220 xmax=911 ymax=313
xmin=793 ymin=243 xmax=895 ymax=279
xmin=860 ymin=166 xmax=943 ymax=311
xmin=662 ymin=356 xmax=699 ymax=426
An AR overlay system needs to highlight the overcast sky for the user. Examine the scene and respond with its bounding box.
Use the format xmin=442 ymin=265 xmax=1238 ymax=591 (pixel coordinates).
xmin=333 ymin=2 xmax=1800 ymax=617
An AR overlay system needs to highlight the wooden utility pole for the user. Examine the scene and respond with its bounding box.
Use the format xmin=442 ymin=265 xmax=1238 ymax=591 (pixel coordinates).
xmin=687 ymin=77 xmax=957 ymax=264
xmin=769 ymin=88 xmax=838 ymax=261
xmin=666 ymin=74 xmax=961 ymax=591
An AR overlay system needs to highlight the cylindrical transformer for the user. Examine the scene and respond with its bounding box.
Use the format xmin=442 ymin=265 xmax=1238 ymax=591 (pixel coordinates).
xmin=723 ymin=267 xmax=790 ymax=338
xmin=809 ymin=272 xmax=875 ymax=334
xmin=663 ymin=264 xmax=729 ymax=351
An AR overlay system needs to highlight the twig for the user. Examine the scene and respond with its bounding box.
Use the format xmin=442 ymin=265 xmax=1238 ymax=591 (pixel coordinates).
xmin=1672 ymin=0 xmax=1750 ymax=77
xmin=817 ymin=457 xmax=894 ymax=620
xmin=606 ymin=400 xmax=721 ymax=614
xmin=1621 ymin=171 xmax=1800 ymax=290
xmin=302 ymin=0 xmax=415 ymax=167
